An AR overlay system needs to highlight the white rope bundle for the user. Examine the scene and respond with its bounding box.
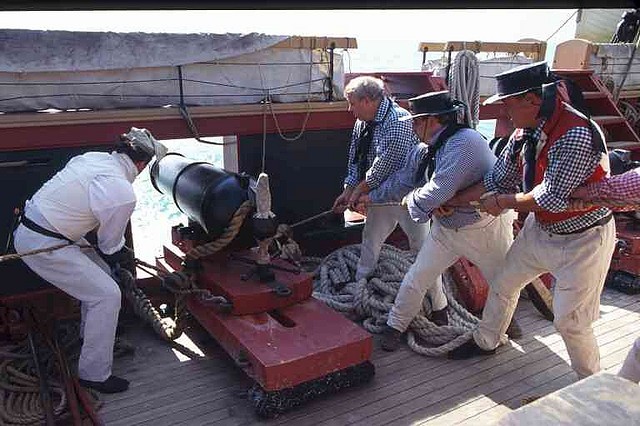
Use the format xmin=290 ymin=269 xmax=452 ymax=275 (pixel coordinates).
xmin=307 ymin=244 xmax=479 ymax=357
xmin=449 ymin=50 xmax=480 ymax=129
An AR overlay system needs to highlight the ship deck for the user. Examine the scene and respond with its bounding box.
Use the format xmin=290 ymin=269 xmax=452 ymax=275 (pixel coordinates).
xmin=99 ymin=287 xmax=640 ymax=426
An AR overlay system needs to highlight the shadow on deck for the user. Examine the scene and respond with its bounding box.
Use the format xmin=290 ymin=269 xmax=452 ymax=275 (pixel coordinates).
xmin=99 ymin=288 xmax=640 ymax=426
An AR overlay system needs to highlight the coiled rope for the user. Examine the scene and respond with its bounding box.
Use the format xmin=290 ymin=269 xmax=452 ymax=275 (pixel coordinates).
xmin=307 ymin=243 xmax=479 ymax=357
xmin=0 ymin=322 xmax=101 ymax=425
xmin=448 ymin=50 xmax=480 ymax=129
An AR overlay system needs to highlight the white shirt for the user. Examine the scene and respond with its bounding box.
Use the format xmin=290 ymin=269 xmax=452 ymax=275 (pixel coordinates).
xmin=27 ymin=151 xmax=138 ymax=255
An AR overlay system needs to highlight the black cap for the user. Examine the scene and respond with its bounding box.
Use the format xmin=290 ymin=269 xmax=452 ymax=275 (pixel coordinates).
xmin=483 ymin=61 xmax=551 ymax=105
xmin=399 ymin=91 xmax=465 ymax=121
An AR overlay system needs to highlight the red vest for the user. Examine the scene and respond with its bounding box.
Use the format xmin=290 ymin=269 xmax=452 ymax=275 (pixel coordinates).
xmin=518 ymin=95 xmax=608 ymax=224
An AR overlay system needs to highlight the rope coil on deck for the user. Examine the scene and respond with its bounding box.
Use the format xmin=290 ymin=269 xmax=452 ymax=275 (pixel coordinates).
xmin=0 ymin=323 xmax=102 ymax=425
xmin=307 ymin=244 xmax=479 ymax=356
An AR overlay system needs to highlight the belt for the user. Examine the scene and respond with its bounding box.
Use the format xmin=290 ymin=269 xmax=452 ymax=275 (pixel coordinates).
xmin=553 ymin=213 xmax=613 ymax=235
xmin=20 ymin=215 xmax=74 ymax=244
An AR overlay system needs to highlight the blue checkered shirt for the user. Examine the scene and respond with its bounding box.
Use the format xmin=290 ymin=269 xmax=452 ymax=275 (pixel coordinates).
xmin=370 ymin=127 xmax=496 ymax=229
xmin=344 ymin=97 xmax=418 ymax=189
xmin=484 ymin=119 xmax=611 ymax=234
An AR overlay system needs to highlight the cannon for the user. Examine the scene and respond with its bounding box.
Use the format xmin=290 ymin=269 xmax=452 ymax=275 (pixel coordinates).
xmin=149 ymin=153 xmax=374 ymax=418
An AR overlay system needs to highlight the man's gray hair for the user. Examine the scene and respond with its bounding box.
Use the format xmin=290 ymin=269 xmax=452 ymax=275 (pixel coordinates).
xmin=344 ymin=76 xmax=385 ymax=102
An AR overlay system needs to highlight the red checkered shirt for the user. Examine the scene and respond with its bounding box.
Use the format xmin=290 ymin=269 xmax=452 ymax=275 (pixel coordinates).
xmin=585 ymin=167 xmax=640 ymax=206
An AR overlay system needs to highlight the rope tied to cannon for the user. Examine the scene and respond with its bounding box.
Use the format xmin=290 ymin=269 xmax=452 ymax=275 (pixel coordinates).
xmin=184 ymin=200 xmax=254 ymax=260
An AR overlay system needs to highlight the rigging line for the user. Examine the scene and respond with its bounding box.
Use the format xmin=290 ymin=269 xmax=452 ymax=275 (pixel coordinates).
xmin=185 ymin=77 xmax=327 ymax=91
xmin=615 ymin=36 xmax=640 ymax=102
xmin=0 ymin=91 xmax=328 ymax=104
xmin=0 ymin=78 xmax=176 ymax=86
xmin=545 ymin=9 xmax=579 ymax=42
xmin=0 ymin=77 xmax=326 ymax=93
xmin=265 ymin=48 xmax=315 ymax=142
xmin=258 ymin=62 xmax=268 ymax=174
xmin=177 ymin=65 xmax=230 ymax=147
xmin=197 ymin=60 xmax=331 ymax=66
xmin=178 ymin=103 xmax=228 ymax=146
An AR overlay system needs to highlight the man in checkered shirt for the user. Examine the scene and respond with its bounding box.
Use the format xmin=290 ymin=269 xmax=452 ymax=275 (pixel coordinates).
xmin=446 ymin=61 xmax=616 ymax=380
xmin=353 ymin=90 xmax=517 ymax=351
xmin=332 ymin=76 xmax=445 ymax=310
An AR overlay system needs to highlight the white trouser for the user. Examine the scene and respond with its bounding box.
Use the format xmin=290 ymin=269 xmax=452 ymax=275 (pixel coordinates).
xmin=13 ymin=223 xmax=121 ymax=382
xmin=356 ymin=204 xmax=427 ymax=280
xmin=474 ymin=214 xmax=616 ymax=379
xmin=619 ymin=337 xmax=640 ymax=383
xmin=388 ymin=210 xmax=515 ymax=332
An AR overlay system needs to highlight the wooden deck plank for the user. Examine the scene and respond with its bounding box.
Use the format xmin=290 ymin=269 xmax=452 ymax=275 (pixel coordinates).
xmin=272 ymin=303 xmax=562 ymax=425
xmin=460 ymin=335 xmax=640 ymax=426
xmin=356 ymin=334 xmax=637 ymax=426
xmin=416 ymin=314 xmax=640 ymax=425
xmin=90 ymin=288 xmax=640 ymax=425
xmin=273 ymin=300 xmax=637 ymax=426
xmin=414 ymin=298 xmax=640 ymax=425
xmin=341 ymin=299 xmax=640 ymax=426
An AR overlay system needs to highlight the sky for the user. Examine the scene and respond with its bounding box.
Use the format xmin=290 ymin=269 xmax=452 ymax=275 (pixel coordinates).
xmin=1 ymin=9 xmax=581 ymax=70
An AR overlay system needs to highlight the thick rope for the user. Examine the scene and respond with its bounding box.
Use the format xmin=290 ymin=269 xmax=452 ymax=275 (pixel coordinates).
xmin=186 ymin=200 xmax=254 ymax=260
xmin=448 ymin=50 xmax=480 ymax=129
xmin=117 ymin=268 xmax=186 ymax=342
xmin=0 ymin=323 xmax=102 ymax=425
xmin=308 ymin=244 xmax=479 ymax=357
xmin=110 ymin=201 xmax=255 ymax=352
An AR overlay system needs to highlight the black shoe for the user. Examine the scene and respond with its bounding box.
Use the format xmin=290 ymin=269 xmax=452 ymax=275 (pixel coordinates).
xmin=431 ymin=307 xmax=449 ymax=326
xmin=506 ymin=318 xmax=523 ymax=339
xmin=79 ymin=375 xmax=129 ymax=394
xmin=381 ymin=326 xmax=403 ymax=352
xmin=447 ymin=339 xmax=496 ymax=360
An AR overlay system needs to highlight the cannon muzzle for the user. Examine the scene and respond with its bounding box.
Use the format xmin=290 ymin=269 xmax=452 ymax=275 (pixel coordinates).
xmin=150 ymin=153 xmax=250 ymax=239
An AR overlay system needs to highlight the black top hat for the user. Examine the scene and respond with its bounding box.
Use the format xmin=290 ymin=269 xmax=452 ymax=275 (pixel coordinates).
xmin=399 ymin=91 xmax=465 ymax=121
xmin=483 ymin=61 xmax=552 ymax=105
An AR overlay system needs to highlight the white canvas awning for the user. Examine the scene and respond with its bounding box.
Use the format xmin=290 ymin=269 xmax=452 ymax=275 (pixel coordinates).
xmin=0 ymin=29 xmax=353 ymax=112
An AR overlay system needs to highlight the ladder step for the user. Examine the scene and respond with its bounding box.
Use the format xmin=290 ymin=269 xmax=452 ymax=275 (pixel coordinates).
xmin=593 ymin=116 xmax=627 ymax=125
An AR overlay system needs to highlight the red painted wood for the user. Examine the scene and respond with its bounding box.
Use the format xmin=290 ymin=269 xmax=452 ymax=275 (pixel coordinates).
xmin=163 ymin=244 xmax=313 ymax=315
xmin=0 ymin=110 xmax=355 ymax=152
xmin=615 ymin=217 xmax=640 ymax=255
xmin=610 ymin=216 xmax=640 ymax=276
xmin=187 ymin=296 xmax=372 ymax=391
xmin=449 ymin=257 xmax=488 ymax=315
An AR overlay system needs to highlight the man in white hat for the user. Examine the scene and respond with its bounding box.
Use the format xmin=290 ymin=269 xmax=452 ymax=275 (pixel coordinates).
xmin=354 ymin=90 xmax=516 ymax=351
xmin=446 ymin=61 xmax=615 ymax=380
xmin=13 ymin=127 xmax=167 ymax=393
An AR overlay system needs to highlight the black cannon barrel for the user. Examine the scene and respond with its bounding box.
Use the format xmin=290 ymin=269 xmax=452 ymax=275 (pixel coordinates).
xmin=150 ymin=153 xmax=249 ymax=239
